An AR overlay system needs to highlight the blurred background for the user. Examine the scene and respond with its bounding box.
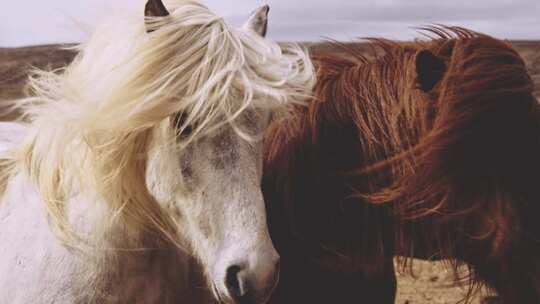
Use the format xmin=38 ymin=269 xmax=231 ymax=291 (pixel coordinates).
xmin=1 ymin=0 xmax=539 ymax=46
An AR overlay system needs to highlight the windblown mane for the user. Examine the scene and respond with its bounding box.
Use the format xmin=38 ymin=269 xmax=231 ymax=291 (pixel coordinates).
xmin=264 ymin=26 xmax=540 ymax=292
xmin=1 ymin=0 xmax=314 ymax=245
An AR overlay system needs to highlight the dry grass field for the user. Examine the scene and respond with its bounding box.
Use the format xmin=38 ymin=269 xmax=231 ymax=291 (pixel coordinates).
xmin=0 ymin=45 xmax=76 ymax=101
xmin=1 ymin=41 xmax=539 ymax=303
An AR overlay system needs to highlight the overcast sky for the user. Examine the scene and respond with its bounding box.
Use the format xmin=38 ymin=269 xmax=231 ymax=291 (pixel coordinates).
xmin=1 ymin=0 xmax=539 ymax=47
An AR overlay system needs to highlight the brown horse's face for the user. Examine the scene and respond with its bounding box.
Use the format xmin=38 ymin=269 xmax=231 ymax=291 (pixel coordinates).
xmin=350 ymin=35 xmax=539 ymax=221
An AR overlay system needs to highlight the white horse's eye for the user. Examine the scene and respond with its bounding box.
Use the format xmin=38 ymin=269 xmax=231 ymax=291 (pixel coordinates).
xmin=173 ymin=113 xmax=194 ymax=137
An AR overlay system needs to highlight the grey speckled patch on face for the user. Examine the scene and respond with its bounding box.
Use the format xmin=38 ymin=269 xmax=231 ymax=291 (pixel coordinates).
xmin=209 ymin=129 xmax=239 ymax=171
xmin=241 ymin=109 xmax=262 ymax=131
xmin=196 ymin=218 xmax=213 ymax=239
xmin=179 ymin=155 xmax=196 ymax=191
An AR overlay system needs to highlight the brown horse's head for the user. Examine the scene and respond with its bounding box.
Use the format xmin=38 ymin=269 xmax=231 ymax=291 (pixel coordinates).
xmin=349 ymin=29 xmax=540 ymax=223
xmin=264 ymin=27 xmax=540 ymax=277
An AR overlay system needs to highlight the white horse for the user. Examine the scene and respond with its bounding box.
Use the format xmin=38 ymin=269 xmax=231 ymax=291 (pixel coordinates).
xmin=0 ymin=1 xmax=314 ymax=303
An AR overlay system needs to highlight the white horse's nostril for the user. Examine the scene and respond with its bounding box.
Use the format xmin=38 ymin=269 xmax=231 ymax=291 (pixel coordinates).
xmin=222 ymin=257 xmax=280 ymax=303
xmin=225 ymin=264 xmax=248 ymax=299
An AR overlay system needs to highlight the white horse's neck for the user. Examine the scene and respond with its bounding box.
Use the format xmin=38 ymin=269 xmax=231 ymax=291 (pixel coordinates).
xmin=0 ymin=123 xmax=211 ymax=303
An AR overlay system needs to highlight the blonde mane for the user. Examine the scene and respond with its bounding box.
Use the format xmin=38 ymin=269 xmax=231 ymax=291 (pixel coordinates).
xmin=2 ymin=0 xmax=314 ymax=245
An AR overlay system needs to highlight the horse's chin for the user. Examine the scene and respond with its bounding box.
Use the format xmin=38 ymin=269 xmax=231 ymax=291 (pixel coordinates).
xmin=210 ymin=276 xmax=277 ymax=304
xmin=211 ymin=283 xmax=226 ymax=304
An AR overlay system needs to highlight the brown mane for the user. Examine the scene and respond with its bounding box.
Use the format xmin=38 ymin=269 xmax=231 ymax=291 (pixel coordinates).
xmin=263 ymin=26 xmax=540 ymax=300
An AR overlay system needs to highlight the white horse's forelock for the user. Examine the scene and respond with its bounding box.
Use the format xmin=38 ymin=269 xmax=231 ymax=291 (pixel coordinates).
xmin=2 ymin=0 xmax=315 ymax=246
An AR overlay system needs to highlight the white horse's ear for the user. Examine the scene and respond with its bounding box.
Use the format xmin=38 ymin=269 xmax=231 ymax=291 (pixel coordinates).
xmin=145 ymin=0 xmax=170 ymax=32
xmin=242 ymin=5 xmax=270 ymax=37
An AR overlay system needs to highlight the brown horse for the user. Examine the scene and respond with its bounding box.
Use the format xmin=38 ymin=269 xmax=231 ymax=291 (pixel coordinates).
xmin=263 ymin=27 xmax=540 ymax=303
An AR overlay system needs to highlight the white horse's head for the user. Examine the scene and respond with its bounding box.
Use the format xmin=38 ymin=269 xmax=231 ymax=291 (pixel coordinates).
xmin=144 ymin=2 xmax=288 ymax=302
xmin=18 ymin=1 xmax=313 ymax=303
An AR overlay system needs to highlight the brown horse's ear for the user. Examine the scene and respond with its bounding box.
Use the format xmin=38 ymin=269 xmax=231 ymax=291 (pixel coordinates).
xmin=415 ymin=49 xmax=446 ymax=92
xmin=145 ymin=0 xmax=170 ymax=32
